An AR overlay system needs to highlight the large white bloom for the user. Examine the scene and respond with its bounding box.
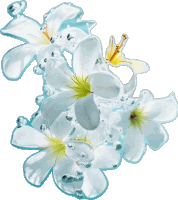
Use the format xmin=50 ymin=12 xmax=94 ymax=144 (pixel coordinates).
xmin=41 ymin=35 xmax=123 ymax=130
xmin=1 ymin=3 xmax=89 ymax=80
xmin=109 ymin=90 xmax=178 ymax=163
xmin=11 ymin=111 xmax=121 ymax=199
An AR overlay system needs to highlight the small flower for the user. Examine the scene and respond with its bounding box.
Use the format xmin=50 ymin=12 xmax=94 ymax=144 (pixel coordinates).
xmin=108 ymin=90 xmax=178 ymax=163
xmin=0 ymin=3 xmax=90 ymax=80
xmin=106 ymin=34 xmax=150 ymax=74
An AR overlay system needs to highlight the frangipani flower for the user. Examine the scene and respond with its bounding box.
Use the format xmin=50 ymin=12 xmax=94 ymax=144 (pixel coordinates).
xmin=11 ymin=111 xmax=121 ymax=199
xmin=0 ymin=3 xmax=89 ymax=80
xmin=106 ymin=34 xmax=150 ymax=74
xmin=109 ymin=90 xmax=178 ymax=163
xmin=41 ymin=35 xmax=123 ymax=130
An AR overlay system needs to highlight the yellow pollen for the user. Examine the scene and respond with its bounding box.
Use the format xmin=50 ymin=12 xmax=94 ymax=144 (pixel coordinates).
xmin=72 ymin=134 xmax=93 ymax=146
xmin=67 ymin=74 xmax=93 ymax=100
xmin=129 ymin=107 xmax=150 ymax=132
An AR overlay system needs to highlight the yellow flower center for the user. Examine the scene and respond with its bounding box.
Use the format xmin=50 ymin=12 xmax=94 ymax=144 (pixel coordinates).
xmin=67 ymin=74 xmax=93 ymax=100
xmin=129 ymin=107 xmax=150 ymax=132
xmin=37 ymin=24 xmax=55 ymax=45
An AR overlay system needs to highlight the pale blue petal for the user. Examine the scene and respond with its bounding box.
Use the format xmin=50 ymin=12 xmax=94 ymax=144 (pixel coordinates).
xmin=23 ymin=150 xmax=55 ymax=187
xmin=41 ymin=90 xmax=76 ymax=126
xmin=123 ymin=74 xmax=137 ymax=97
xmin=75 ymin=94 xmax=100 ymax=130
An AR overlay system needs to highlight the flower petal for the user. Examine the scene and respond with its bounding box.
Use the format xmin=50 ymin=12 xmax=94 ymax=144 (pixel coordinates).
xmin=50 ymin=112 xmax=73 ymax=140
xmin=2 ymin=44 xmax=37 ymax=80
xmin=123 ymin=127 xmax=146 ymax=163
xmin=109 ymin=110 xmax=130 ymax=133
xmin=41 ymin=90 xmax=76 ymax=126
xmin=58 ymin=27 xmax=87 ymax=52
xmin=31 ymin=112 xmax=50 ymax=131
xmin=46 ymin=3 xmax=81 ymax=37
xmin=139 ymin=89 xmax=154 ymax=106
xmin=24 ymin=150 xmax=55 ymax=187
xmin=11 ymin=125 xmax=48 ymax=149
xmin=75 ymin=94 xmax=100 ymax=130
xmin=73 ymin=36 xmax=102 ymax=75
xmin=129 ymin=59 xmax=150 ymax=74
xmin=144 ymin=93 xmax=178 ymax=123
xmin=123 ymin=74 xmax=137 ymax=97
xmin=45 ymin=57 xmax=72 ymax=90
xmin=81 ymin=167 xmax=108 ymax=199
xmin=65 ymin=141 xmax=95 ymax=163
xmin=92 ymin=145 xmax=121 ymax=169
xmin=143 ymin=121 xmax=169 ymax=150
xmin=1 ymin=16 xmax=41 ymax=43
xmin=90 ymin=72 xmax=120 ymax=98
xmin=53 ymin=157 xmax=83 ymax=195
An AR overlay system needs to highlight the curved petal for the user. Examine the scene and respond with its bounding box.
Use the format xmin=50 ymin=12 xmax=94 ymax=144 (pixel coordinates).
xmin=46 ymin=3 xmax=81 ymax=37
xmin=81 ymin=167 xmax=108 ymax=199
xmin=50 ymin=112 xmax=73 ymax=140
xmin=73 ymin=36 xmax=102 ymax=76
xmin=139 ymin=89 xmax=154 ymax=106
xmin=75 ymin=94 xmax=100 ymax=130
xmin=92 ymin=145 xmax=121 ymax=169
xmin=36 ymin=44 xmax=57 ymax=65
xmin=129 ymin=59 xmax=150 ymax=74
xmin=53 ymin=157 xmax=83 ymax=195
xmin=144 ymin=93 xmax=178 ymax=123
xmin=123 ymin=127 xmax=146 ymax=163
xmin=31 ymin=112 xmax=50 ymax=132
xmin=58 ymin=27 xmax=87 ymax=52
xmin=123 ymin=74 xmax=137 ymax=97
xmin=1 ymin=16 xmax=41 ymax=43
xmin=41 ymin=90 xmax=76 ymax=126
xmin=11 ymin=125 xmax=48 ymax=149
xmin=45 ymin=58 xmax=72 ymax=90
xmin=23 ymin=150 xmax=55 ymax=187
xmin=65 ymin=141 xmax=95 ymax=164
xmin=2 ymin=44 xmax=37 ymax=80
xmin=90 ymin=72 xmax=120 ymax=98
xmin=109 ymin=110 xmax=130 ymax=133
xmin=143 ymin=121 xmax=169 ymax=150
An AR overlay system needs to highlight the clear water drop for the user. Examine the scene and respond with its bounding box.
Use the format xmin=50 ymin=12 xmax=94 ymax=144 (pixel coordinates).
xmin=40 ymin=124 xmax=46 ymax=132
xmin=66 ymin=116 xmax=73 ymax=121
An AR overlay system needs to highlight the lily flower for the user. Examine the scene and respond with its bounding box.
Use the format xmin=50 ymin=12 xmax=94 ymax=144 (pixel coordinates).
xmin=11 ymin=111 xmax=121 ymax=199
xmin=108 ymin=89 xmax=178 ymax=163
xmin=41 ymin=35 xmax=123 ymax=130
xmin=0 ymin=3 xmax=89 ymax=80
xmin=106 ymin=34 xmax=150 ymax=74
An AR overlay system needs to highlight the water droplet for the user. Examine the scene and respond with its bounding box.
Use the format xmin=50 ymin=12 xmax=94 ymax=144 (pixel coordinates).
xmin=76 ymin=189 xmax=83 ymax=194
xmin=39 ymin=64 xmax=45 ymax=70
xmin=50 ymin=37 xmax=55 ymax=43
xmin=17 ymin=116 xmax=27 ymax=126
xmin=72 ymin=146 xmax=75 ymax=150
xmin=51 ymin=52 xmax=55 ymax=57
xmin=78 ymin=152 xmax=85 ymax=158
xmin=76 ymin=171 xmax=83 ymax=176
xmin=114 ymin=142 xmax=122 ymax=150
xmin=62 ymin=175 xmax=75 ymax=183
xmin=44 ymin=58 xmax=47 ymax=63
xmin=85 ymin=163 xmax=91 ymax=168
xmin=36 ymin=95 xmax=44 ymax=105
xmin=40 ymin=124 xmax=46 ymax=132
xmin=109 ymin=134 xmax=113 ymax=138
xmin=77 ymin=193 xmax=84 ymax=199
xmin=69 ymin=127 xmax=76 ymax=136
xmin=68 ymin=143 xmax=73 ymax=148
xmin=112 ymin=164 xmax=118 ymax=168
xmin=120 ymin=96 xmax=124 ymax=101
xmin=66 ymin=116 xmax=73 ymax=121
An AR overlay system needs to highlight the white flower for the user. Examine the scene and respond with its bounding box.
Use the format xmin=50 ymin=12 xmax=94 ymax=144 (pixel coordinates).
xmin=0 ymin=3 xmax=89 ymax=80
xmin=11 ymin=111 xmax=121 ymax=199
xmin=41 ymin=35 xmax=123 ymax=130
xmin=109 ymin=90 xmax=178 ymax=163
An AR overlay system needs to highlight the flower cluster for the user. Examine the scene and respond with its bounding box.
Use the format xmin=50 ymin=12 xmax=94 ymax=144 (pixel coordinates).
xmin=1 ymin=1 xmax=178 ymax=199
